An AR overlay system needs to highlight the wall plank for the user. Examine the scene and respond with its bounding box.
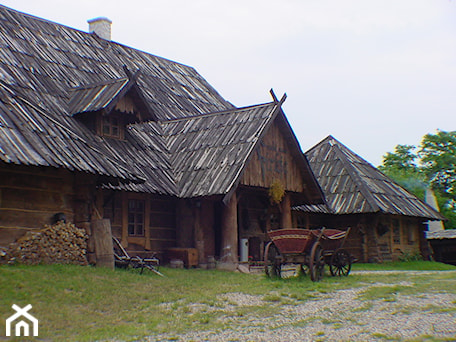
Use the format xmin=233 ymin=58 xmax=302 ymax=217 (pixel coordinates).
xmin=241 ymin=121 xmax=304 ymax=192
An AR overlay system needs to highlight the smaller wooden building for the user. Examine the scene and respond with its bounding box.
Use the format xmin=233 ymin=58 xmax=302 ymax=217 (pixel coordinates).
xmin=295 ymin=136 xmax=445 ymax=262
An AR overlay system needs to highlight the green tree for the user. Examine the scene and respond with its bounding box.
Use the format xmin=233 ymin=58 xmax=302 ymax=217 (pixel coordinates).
xmin=419 ymin=130 xmax=456 ymax=229
xmin=381 ymin=144 xmax=419 ymax=171
xmin=379 ymin=130 xmax=456 ymax=229
xmin=419 ymin=130 xmax=456 ymax=198
xmin=379 ymin=144 xmax=426 ymax=199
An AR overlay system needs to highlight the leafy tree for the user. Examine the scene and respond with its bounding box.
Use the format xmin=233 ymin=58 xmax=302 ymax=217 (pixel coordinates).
xmin=379 ymin=130 xmax=456 ymax=229
xmin=379 ymin=144 xmax=426 ymax=199
xmin=381 ymin=144 xmax=419 ymax=171
xmin=419 ymin=130 xmax=456 ymax=229
xmin=419 ymin=130 xmax=456 ymax=198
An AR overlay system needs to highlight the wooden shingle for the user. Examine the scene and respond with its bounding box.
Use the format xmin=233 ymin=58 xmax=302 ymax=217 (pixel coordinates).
xmin=302 ymin=135 xmax=445 ymax=220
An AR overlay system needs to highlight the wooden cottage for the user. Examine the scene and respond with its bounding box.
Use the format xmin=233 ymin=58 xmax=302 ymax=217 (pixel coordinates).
xmin=295 ymin=136 xmax=445 ymax=262
xmin=0 ymin=5 xmax=324 ymax=267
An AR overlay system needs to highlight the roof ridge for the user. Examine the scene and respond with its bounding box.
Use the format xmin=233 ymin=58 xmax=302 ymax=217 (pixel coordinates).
xmin=0 ymin=4 xmax=209 ymax=74
xmin=70 ymin=77 xmax=129 ymax=90
xmin=162 ymin=101 xmax=276 ymax=123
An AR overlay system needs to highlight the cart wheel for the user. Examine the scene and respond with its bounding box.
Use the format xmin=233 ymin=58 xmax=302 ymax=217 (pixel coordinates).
xmin=329 ymin=249 xmax=351 ymax=276
xmin=310 ymin=242 xmax=325 ymax=282
xmin=264 ymin=241 xmax=281 ymax=278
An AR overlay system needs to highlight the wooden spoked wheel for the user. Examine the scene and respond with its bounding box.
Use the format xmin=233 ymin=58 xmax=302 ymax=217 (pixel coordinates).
xmin=264 ymin=241 xmax=281 ymax=278
xmin=309 ymin=242 xmax=325 ymax=282
xmin=329 ymin=249 xmax=351 ymax=277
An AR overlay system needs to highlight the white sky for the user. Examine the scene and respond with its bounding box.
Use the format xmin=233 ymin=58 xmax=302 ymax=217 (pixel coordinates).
xmin=2 ymin=0 xmax=456 ymax=166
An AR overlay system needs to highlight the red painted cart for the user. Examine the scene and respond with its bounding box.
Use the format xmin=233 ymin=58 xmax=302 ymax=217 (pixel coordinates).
xmin=264 ymin=227 xmax=351 ymax=281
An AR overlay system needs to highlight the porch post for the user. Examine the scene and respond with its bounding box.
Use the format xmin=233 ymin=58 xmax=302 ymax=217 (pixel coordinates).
xmin=220 ymin=192 xmax=238 ymax=267
xmin=280 ymin=193 xmax=292 ymax=228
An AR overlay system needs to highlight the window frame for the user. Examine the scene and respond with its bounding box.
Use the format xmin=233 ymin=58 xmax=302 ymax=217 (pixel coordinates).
xmin=98 ymin=114 xmax=124 ymax=139
xmin=127 ymin=199 xmax=145 ymax=237
xmin=392 ymin=218 xmax=401 ymax=245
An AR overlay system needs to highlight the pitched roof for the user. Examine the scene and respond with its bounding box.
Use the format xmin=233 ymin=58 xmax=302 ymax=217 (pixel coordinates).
xmin=108 ymin=99 xmax=324 ymax=202
xmin=300 ymin=135 xmax=445 ymax=220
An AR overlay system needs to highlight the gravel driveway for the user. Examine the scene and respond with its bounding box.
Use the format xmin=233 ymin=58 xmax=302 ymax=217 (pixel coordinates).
xmin=147 ymin=271 xmax=456 ymax=342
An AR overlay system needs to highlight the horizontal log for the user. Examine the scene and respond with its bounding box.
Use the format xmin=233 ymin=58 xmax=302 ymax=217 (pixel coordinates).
xmin=0 ymin=208 xmax=72 ymax=228
xmin=150 ymin=227 xmax=176 ymax=240
xmin=1 ymin=188 xmax=72 ymax=211
xmin=0 ymin=170 xmax=73 ymax=193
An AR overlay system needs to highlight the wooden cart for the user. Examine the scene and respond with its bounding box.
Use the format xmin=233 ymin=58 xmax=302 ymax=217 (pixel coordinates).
xmin=264 ymin=227 xmax=351 ymax=281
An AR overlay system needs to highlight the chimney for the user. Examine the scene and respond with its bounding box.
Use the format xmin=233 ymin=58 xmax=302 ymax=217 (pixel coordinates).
xmin=87 ymin=17 xmax=112 ymax=40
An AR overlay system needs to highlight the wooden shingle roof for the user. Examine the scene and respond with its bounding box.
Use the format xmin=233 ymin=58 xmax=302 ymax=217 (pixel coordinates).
xmin=112 ymin=99 xmax=320 ymax=200
xmin=301 ymin=135 xmax=445 ymax=220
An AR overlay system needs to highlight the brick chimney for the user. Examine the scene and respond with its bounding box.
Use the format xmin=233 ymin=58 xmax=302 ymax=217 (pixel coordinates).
xmin=87 ymin=17 xmax=112 ymax=40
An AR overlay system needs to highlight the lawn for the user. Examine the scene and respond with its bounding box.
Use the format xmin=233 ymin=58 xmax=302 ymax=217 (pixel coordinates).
xmin=0 ymin=261 xmax=455 ymax=341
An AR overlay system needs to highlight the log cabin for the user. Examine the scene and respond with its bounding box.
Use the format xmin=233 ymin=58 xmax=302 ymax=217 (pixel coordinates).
xmin=0 ymin=5 xmax=325 ymax=267
xmin=294 ymin=136 xmax=445 ymax=262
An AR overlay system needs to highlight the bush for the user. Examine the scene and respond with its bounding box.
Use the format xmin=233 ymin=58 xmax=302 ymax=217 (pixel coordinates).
xmin=398 ymin=250 xmax=423 ymax=262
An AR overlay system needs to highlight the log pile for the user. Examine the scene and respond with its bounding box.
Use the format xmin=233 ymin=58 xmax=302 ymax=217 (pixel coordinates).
xmin=2 ymin=221 xmax=88 ymax=265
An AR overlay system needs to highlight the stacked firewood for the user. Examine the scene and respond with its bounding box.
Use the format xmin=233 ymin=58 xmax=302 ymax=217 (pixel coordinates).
xmin=3 ymin=221 xmax=88 ymax=265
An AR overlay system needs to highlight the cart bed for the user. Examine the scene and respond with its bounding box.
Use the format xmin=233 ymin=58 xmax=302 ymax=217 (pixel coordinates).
xmin=320 ymin=228 xmax=350 ymax=251
xmin=267 ymin=228 xmax=318 ymax=254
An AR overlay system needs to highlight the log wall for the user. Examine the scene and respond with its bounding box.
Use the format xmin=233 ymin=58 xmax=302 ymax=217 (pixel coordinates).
xmin=0 ymin=164 xmax=76 ymax=246
xmin=293 ymin=211 xmax=424 ymax=263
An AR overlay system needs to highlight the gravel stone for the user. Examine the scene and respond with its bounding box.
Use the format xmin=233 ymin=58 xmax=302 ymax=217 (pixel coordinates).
xmin=146 ymin=272 xmax=456 ymax=342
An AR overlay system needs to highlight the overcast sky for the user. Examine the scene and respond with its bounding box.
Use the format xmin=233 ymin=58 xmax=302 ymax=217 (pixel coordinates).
xmin=3 ymin=0 xmax=456 ymax=166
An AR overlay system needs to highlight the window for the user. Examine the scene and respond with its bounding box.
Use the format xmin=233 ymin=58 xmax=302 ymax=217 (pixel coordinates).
xmin=101 ymin=116 xmax=122 ymax=138
xmin=128 ymin=199 xmax=144 ymax=236
xmin=392 ymin=219 xmax=401 ymax=245
xmin=407 ymin=220 xmax=416 ymax=245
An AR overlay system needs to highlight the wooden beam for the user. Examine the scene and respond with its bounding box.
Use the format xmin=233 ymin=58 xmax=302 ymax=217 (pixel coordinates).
xmin=121 ymin=192 xmax=128 ymax=247
xmin=280 ymin=193 xmax=292 ymax=228
xmin=92 ymin=218 xmax=114 ymax=269
xmin=220 ymin=192 xmax=238 ymax=264
xmin=269 ymin=88 xmax=279 ymax=103
xmin=145 ymin=196 xmax=151 ymax=250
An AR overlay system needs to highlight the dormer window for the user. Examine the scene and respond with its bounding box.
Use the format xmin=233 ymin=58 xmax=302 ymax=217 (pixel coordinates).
xmin=101 ymin=115 xmax=122 ymax=139
xmin=69 ymin=68 xmax=157 ymax=140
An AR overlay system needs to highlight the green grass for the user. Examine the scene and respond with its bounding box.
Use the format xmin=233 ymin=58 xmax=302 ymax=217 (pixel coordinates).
xmin=353 ymin=260 xmax=456 ymax=271
xmin=0 ymin=261 xmax=455 ymax=341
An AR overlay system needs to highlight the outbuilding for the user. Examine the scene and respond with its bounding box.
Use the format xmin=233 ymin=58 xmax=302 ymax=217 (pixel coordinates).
xmin=295 ymin=136 xmax=445 ymax=262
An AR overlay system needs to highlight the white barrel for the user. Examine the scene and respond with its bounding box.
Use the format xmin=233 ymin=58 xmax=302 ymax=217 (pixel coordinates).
xmin=240 ymin=238 xmax=249 ymax=262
